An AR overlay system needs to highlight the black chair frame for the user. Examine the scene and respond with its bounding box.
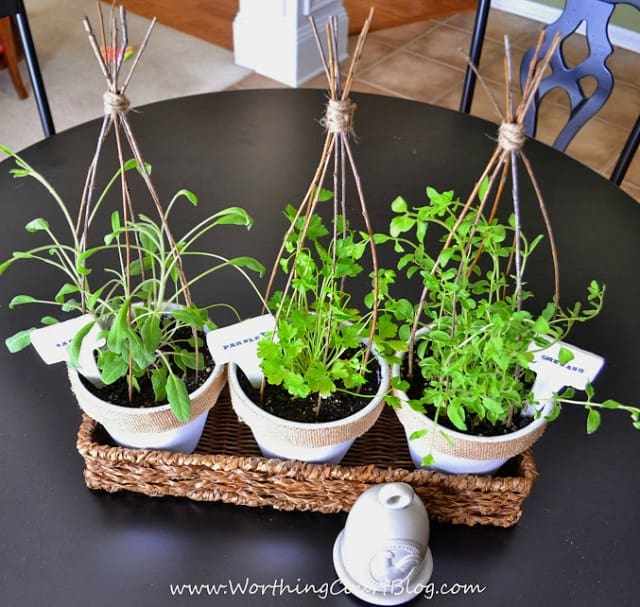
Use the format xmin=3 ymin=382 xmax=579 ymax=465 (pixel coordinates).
xmin=1 ymin=0 xmax=55 ymax=138
xmin=460 ymin=0 xmax=639 ymax=186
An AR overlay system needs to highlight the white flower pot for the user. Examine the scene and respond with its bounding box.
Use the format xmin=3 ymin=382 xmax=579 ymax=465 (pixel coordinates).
xmin=392 ymin=327 xmax=606 ymax=474
xmin=392 ymin=375 xmax=552 ymax=474
xmin=68 ymin=362 xmax=226 ymax=453
xmin=227 ymin=351 xmax=390 ymax=464
xmin=392 ymin=325 xmax=554 ymax=474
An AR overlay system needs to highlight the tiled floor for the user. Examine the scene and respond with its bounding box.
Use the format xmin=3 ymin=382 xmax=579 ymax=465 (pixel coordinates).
xmin=228 ymin=9 xmax=640 ymax=202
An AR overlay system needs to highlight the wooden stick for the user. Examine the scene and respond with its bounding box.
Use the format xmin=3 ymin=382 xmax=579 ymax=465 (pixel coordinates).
xmin=309 ymin=17 xmax=331 ymax=85
xmin=461 ymin=49 xmax=505 ymax=122
xmin=121 ymin=17 xmax=157 ymax=93
xmin=342 ymin=7 xmax=374 ymax=99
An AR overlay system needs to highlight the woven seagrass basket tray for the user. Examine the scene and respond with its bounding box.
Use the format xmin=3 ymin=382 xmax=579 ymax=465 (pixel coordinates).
xmin=76 ymin=387 xmax=538 ymax=527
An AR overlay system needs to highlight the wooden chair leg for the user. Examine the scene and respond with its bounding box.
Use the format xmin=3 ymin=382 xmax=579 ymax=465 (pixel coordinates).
xmin=0 ymin=16 xmax=28 ymax=99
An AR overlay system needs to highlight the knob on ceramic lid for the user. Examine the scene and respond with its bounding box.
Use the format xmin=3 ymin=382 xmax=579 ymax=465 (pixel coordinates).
xmin=378 ymin=482 xmax=414 ymax=510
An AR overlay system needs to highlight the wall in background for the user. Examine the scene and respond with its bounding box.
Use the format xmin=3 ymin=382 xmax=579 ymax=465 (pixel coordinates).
xmin=534 ymin=0 xmax=640 ymax=31
xmin=493 ymin=0 xmax=640 ymax=51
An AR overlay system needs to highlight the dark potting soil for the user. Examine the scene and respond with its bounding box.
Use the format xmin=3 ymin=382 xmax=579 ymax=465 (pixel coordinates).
xmin=79 ymin=328 xmax=215 ymax=409
xmin=403 ymin=356 xmax=534 ymax=437
xmin=237 ymin=354 xmax=383 ymax=424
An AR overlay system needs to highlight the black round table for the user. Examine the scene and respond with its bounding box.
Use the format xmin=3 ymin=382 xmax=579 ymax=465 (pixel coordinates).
xmin=1 ymin=89 xmax=638 ymax=607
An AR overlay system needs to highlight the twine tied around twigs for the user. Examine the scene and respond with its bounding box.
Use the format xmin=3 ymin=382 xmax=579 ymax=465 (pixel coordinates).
xmin=103 ymin=90 xmax=131 ymax=116
xmin=498 ymin=121 xmax=525 ymax=152
xmin=323 ymin=98 xmax=356 ymax=134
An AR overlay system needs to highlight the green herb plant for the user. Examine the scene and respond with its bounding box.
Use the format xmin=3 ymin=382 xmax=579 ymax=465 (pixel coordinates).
xmin=255 ymin=12 xmax=382 ymax=422
xmin=378 ymin=185 xmax=640 ymax=464
xmin=258 ymin=191 xmax=379 ymax=418
xmin=1 ymin=147 xmax=264 ymax=421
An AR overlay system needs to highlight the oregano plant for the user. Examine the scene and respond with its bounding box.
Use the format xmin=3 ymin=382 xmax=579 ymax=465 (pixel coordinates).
xmin=376 ymin=185 xmax=640 ymax=463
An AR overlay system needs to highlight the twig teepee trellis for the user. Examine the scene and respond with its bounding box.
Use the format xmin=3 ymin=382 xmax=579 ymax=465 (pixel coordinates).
xmin=77 ymin=4 xmax=197 ymax=401
xmin=78 ymin=4 xmax=192 ymax=309
xmin=407 ymin=31 xmax=563 ymax=376
xmin=263 ymin=10 xmax=379 ymax=397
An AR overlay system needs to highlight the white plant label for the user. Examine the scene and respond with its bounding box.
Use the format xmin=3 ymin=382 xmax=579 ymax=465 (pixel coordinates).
xmin=528 ymin=340 xmax=604 ymax=400
xmin=206 ymin=314 xmax=275 ymax=388
xmin=30 ymin=314 xmax=104 ymax=384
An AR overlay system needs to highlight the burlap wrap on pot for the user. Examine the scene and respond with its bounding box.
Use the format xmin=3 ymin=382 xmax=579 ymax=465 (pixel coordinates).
xmin=227 ymin=361 xmax=388 ymax=449
xmin=68 ymin=364 xmax=226 ymax=435
xmin=394 ymin=396 xmax=550 ymax=461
